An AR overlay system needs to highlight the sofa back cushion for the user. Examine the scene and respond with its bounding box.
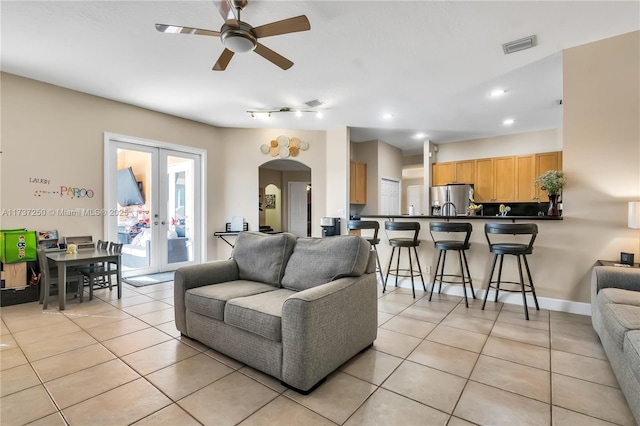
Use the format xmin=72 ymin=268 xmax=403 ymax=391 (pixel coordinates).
xmin=232 ymin=231 xmax=297 ymax=287
xmin=281 ymin=235 xmax=371 ymax=291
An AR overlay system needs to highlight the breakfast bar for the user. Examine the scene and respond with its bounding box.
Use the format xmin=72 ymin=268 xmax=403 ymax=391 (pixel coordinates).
xmin=356 ymin=214 xmax=565 ymax=310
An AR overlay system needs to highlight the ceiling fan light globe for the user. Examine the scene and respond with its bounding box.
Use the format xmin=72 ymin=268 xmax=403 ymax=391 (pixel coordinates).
xmin=223 ymin=34 xmax=256 ymax=53
xmin=221 ymin=23 xmax=257 ymax=53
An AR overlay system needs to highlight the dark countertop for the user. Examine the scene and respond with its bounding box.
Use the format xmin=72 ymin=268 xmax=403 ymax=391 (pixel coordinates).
xmin=356 ymin=214 xmax=563 ymax=221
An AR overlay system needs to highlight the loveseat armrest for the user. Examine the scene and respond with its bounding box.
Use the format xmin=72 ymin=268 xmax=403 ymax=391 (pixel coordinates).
xmin=174 ymin=259 xmax=239 ymax=333
xmin=592 ymin=266 xmax=640 ymax=296
xmin=280 ymin=273 xmax=377 ymax=392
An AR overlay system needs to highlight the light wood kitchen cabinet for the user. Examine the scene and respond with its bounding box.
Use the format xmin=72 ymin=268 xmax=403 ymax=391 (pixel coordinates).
xmin=515 ymin=154 xmax=536 ymax=202
xmin=432 ymin=162 xmax=454 ymax=186
xmin=432 ymin=160 xmax=474 ymax=186
xmin=474 ymin=156 xmax=515 ymax=202
xmin=474 ymin=158 xmax=494 ymax=202
xmin=435 ymin=151 xmax=562 ymax=203
xmin=535 ymin=151 xmax=563 ymax=200
xmin=454 ymin=160 xmax=475 ymax=184
xmin=494 ymin=156 xmax=516 ymax=201
xmin=350 ymin=160 xmax=367 ymax=204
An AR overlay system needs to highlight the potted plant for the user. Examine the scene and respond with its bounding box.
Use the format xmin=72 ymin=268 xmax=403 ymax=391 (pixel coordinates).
xmin=534 ymin=170 xmax=566 ymax=216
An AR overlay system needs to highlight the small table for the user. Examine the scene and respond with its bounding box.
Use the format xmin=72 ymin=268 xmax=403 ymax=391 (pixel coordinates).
xmin=213 ymin=231 xmax=241 ymax=248
xmin=597 ymin=260 xmax=640 ymax=268
xmin=46 ymin=249 xmax=122 ymax=310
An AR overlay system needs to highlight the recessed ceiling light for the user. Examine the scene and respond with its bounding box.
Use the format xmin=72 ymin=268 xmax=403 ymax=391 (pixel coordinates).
xmin=503 ymin=118 xmax=515 ymax=125
xmin=490 ymin=89 xmax=507 ymax=97
xmin=383 ymin=113 xmax=394 ymax=119
xmin=316 ymin=111 xmax=324 ymax=119
xmin=295 ymin=110 xmax=303 ymax=117
xmin=415 ymin=132 xmax=427 ymax=139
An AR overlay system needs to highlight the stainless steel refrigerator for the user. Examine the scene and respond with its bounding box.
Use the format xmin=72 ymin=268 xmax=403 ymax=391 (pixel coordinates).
xmin=430 ymin=184 xmax=474 ymax=216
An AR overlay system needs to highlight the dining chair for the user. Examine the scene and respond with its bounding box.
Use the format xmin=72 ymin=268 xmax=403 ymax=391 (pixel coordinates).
xmin=79 ymin=242 xmax=123 ymax=300
xmin=37 ymin=249 xmax=84 ymax=309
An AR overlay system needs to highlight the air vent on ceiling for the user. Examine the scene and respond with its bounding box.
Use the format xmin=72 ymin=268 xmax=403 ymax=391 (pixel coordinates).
xmin=305 ymin=99 xmax=324 ymax=108
xmin=502 ymin=35 xmax=537 ymax=55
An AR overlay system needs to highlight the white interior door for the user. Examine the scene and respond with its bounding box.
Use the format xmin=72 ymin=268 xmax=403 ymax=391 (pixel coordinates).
xmin=381 ymin=178 xmax=400 ymax=215
xmin=288 ymin=181 xmax=310 ymax=237
xmin=105 ymin=135 xmax=203 ymax=276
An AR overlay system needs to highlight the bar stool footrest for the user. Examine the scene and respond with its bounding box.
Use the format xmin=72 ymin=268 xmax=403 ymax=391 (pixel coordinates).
xmin=486 ymin=280 xmax=535 ymax=292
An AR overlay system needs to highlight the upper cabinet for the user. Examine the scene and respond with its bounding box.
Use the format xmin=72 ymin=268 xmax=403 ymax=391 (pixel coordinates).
xmin=432 ymin=160 xmax=474 ymax=186
xmin=535 ymin=151 xmax=563 ymax=200
xmin=432 ymin=162 xmax=453 ymax=186
xmin=474 ymin=158 xmax=494 ymax=203
xmin=493 ymin=156 xmax=516 ymax=201
xmin=350 ymin=160 xmax=367 ymax=204
xmin=474 ymin=156 xmax=515 ymax=202
xmin=515 ymin=154 xmax=536 ymax=202
xmin=435 ymin=151 xmax=562 ymax=203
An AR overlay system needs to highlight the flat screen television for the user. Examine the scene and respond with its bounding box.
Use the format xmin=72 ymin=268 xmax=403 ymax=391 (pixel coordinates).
xmin=117 ymin=167 xmax=145 ymax=206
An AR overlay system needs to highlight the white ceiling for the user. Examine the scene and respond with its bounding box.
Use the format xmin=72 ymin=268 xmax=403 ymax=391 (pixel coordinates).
xmin=2 ymin=1 xmax=638 ymax=155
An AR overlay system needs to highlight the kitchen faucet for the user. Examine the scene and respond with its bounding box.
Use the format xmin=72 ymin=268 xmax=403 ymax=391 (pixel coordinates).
xmin=442 ymin=201 xmax=457 ymax=216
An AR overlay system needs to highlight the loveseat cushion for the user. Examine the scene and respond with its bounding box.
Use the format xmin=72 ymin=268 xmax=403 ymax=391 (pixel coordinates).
xmin=601 ymin=303 xmax=640 ymax=349
xmin=598 ymin=287 xmax=640 ymax=308
xmin=624 ymin=330 xmax=640 ymax=385
xmin=185 ymin=281 xmax=277 ymax=320
xmin=232 ymin=232 xmax=297 ymax=287
xmin=281 ymin=235 xmax=370 ymax=291
xmin=225 ymin=289 xmax=296 ymax=342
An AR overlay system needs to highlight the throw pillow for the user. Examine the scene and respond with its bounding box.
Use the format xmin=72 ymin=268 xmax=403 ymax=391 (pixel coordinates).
xmin=281 ymin=235 xmax=370 ymax=291
xmin=232 ymin=231 xmax=297 ymax=287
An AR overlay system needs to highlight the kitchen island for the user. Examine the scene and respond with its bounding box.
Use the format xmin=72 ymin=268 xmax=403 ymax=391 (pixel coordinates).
xmin=355 ymin=213 xmax=581 ymax=314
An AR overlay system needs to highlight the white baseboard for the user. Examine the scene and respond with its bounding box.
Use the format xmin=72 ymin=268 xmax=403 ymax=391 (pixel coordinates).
xmin=380 ymin=278 xmax=591 ymax=316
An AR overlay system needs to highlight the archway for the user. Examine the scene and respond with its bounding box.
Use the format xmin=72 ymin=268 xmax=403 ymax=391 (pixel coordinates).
xmin=259 ymin=159 xmax=311 ymax=236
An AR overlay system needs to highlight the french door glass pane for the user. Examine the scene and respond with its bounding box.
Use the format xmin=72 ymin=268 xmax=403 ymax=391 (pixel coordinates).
xmin=117 ymin=148 xmax=152 ymax=271
xmin=166 ymin=155 xmax=194 ymax=264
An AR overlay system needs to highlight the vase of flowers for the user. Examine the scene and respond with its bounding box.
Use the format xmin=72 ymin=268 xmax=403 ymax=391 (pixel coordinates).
xmin=534 ymin=170 xmax=566 ymax=216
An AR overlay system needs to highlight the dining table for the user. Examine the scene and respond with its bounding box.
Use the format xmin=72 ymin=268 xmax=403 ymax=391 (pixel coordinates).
xmin=46 ymin=248 xmax=122 ymax=310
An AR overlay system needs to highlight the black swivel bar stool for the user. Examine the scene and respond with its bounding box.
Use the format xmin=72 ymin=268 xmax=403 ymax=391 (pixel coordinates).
xmin=384 ymin=221 xmax=426 ymax=298
xmin=429 ymin=222 xmax=476 ymax=307
xmin=347 ymin=220 xmax=384 ymax=283
xmin=482 ymin=223 xmax=540 ymax=320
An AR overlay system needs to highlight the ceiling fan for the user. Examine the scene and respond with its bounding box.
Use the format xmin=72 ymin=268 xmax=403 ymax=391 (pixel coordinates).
xmin=155 ymin=0 xmax=310 ymax=71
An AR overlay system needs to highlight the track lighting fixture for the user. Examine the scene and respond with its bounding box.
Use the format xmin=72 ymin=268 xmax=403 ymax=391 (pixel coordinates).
xmin=246 ymin=107 xmax=323 ymax=118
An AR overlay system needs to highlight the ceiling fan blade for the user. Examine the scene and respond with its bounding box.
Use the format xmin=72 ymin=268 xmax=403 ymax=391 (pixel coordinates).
xmin=253 ymin=15 xmax=310 ymax=38
xmin=254 ymin=43 xmax=293 ymax=70
xmin=212 ymin=0 xmax=238 ymax=25
xmin=155 ymin=24 xmax=220 ymax=37
xmin=213 ymin=48 xmax=234 ymax=71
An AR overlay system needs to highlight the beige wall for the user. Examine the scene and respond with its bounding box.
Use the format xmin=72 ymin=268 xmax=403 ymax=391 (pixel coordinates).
xmin=434 ymin=128 xmax=562 ymax=163
xmin=561 ymin=30 xmax=639 ymax=301
xmin=0 ymin=73 xmax=333 ymax=261
xmin=0 ymin=73 xmax=219 ymax=241
xmin=352 ymin=141 xmax=378 ymax=217
xmin=351 ymin=140 xmax=403 ymax=216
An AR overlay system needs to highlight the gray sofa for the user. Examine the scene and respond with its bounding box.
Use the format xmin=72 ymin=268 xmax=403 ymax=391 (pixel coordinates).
xmin=174 ymin=231 xmax=378 ymax=393
xmin=591 ymin=266 xmax=640 ymax=424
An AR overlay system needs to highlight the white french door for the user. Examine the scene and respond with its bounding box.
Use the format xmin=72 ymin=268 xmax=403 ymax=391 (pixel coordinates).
xmin=105 ymin=134 xmax=204 ymax=276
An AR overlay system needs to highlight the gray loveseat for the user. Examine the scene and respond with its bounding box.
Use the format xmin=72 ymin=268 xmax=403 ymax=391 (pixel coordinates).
xmin=591 ymin=266 xmax=640 ymax=424
xmin=174 ymin=231 xmax=378 ymax=393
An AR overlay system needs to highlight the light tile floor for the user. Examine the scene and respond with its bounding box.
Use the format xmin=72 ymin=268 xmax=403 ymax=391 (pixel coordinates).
xmin=1 ymin=282 xmax=636 ymax=426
